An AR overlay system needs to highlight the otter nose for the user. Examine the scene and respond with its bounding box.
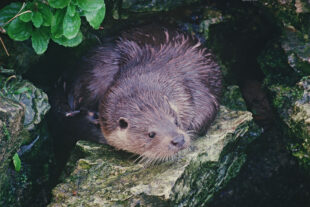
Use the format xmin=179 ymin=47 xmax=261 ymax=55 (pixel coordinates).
xmin=171 ymin=135 xmax=185 ymax=148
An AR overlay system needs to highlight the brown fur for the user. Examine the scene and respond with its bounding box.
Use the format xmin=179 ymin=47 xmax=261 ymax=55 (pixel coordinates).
xmin=68 ymin=25 xmax=222 ymax=161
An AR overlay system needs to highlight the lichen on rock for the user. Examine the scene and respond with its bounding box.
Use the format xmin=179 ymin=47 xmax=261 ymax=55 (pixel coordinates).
xmin=0 ymin=76 xmax=50 ymax=131
xmin=281 ymin=29 xmax=310 ymax=75
xmin=0 ymin=97 xmax=25 ymax=206
xmin=0 ymin=75 xmax=53 ymax=206
xmin=289 ymin=77 xmax=310 ymax=170
xmin=48 ymin=85 xmax=261 ymax=207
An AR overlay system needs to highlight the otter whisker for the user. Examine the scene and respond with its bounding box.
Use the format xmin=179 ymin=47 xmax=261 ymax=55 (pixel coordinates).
xmin=134 ymin=154 xmax=144 ymax=163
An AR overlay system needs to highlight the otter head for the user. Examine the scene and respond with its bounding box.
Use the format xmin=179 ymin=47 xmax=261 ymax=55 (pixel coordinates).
xmin=99 ymin=91 xmax=191 ymax=162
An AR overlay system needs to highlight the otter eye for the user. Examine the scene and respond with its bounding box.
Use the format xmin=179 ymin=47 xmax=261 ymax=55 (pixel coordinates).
xmin=148 ymin=132 xmax=156 ymax=138
xmin=119 ymin=118 xmax=128 ymax=129
xmin=175 ymin=119 xmax=179 ymax=126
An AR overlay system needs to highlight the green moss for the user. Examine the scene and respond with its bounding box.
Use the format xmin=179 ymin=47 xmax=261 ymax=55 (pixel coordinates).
xmin=269 ymin=84 xmax=303 ymax=114
xmin=221 ymin=85 xmax=247 ymax=111
xmin=257 ymin=42 xmax=301 ymax=86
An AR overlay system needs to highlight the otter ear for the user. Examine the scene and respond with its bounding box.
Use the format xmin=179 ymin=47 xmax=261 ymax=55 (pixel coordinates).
xmin=118 ymin=117 xmax=129 ymax=129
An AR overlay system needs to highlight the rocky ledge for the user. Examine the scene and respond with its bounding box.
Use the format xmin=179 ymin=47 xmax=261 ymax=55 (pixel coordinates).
xmin=48 ymin=86 xmax=261 ymax=207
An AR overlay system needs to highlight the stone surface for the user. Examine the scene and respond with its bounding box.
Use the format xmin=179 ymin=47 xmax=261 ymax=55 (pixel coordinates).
xmin=289 ymin=77 xmax=310 ymax=169
xmin=121 ymin=0 xmax=200 ymax=12
xmin=254 ymin=0 xmax=310 ymax=171
xmin=0 ymin=35 xmax=40 ymax=75
xmin=0 ymin=76 xmax=50 ymax=131
xmin=281 ymin=29 xmax=310 ymax=75
xmin=48 ymin=86 xmax=261 ymax=207
xmin=0 ymin=96 xmax=24 ymax=205
xmin=259 ymin=64 xmax=310 ymax=169
xmin=0 ymin=75 xmax=53 ymax=207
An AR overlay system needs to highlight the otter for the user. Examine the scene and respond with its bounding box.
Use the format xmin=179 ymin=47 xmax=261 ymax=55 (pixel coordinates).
xmin=50 ymin=25 xmax=222 ymax=163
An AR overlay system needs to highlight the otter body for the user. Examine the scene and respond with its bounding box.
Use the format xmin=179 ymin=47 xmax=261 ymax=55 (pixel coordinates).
xmin=51 ymin=25 xmax=222 ymax=161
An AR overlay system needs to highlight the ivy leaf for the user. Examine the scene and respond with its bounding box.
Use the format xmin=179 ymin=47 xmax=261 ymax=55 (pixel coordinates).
xmin=7 ymin=18 xmax=32 ymax=41
xmin=51 ymin=9 xmax=66 ymax=39
xmin=19 ymin=2 xmax=33 ymax=23
xmin=0 ymin=2 xmax=22 ymax=26
xmin=13 ymin=153 xmax=21 ymax=172
xmin=67 ymin=4 xmax=76 ymax=17
xmin=52 ymin=31 xmax=83 ymax=47
xmin=63 ymin=11 xmax=81 ymax=39
xmin=77 ymin=0 xmax=104 ymax=11
xmin=32 ymin=12 xmax=43 ymax=28
xmin=38 ymin=2 xmax=53 ymax=26
xmin=47 ymin=0 xmax=70 ymax=9
xmin=31 ymin=27 xmax=50 ymax=54
xmin=84 ymin=4 xmax=106 ymax=29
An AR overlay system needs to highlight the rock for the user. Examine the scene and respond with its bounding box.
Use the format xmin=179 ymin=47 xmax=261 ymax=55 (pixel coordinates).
xmin=295 ymin=0 xmax=310 ymax=13
xmin=258 ymin=0 xmax=310 ymax=77
xmin=0 ymin=75 xmax=54 ymax=206
xmin=0 ymin=76 xmax=50 ymax=131
xmin=289 ymin=77 xmax=310 ymax=169
xmin=0 ymin=96 xmax=24 ymax=205
xmin=281 ymin=28 xmax=310 ymax=75
xmin=48 ymin=86 xmax=261 ymax=207
xmin=263 ymin=75 xmax=310 ymax=170
xmin=0 ymin=36 xmax=40 ymax=75
xmin=121 ymin=0 xmax=200 ymax=13
xmin=197 ymin=8 xmax=224 ymax=40
xmin=256 ymin=0 xmax=310 ymax=171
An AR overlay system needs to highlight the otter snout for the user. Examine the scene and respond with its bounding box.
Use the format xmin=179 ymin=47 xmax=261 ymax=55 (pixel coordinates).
xmin=171 ymin=134 xmax=185 ymax=148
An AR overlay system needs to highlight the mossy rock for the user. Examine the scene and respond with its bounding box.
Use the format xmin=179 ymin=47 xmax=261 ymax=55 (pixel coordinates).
xmin=0 ymin=76 xmax=50 ymax=131
xmin=0 ymin=76 xmax=54 ymax=206
xmin=289 ymin=77 xmax=310 ymax=170
xmin=48 ymin=85 xmax=261 ymax=207
xmin=0 ymin=97 xmax=25 ymax=206
xmin=281 ymin=29 xmax=310 ymax=75
xmin=264 ymin=76 xmax=310 ymax=171
xmin=121 ymin=0 xmax=201 ymax=13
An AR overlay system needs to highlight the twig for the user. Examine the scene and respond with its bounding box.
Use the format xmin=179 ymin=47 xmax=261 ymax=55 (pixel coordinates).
xmin=2 ymin=3 xmax=32 ymax=27
xmin=0 ymin=37 xmax=9 ymax=56
xmin=3 ymin=10 xmax=32 ymax=26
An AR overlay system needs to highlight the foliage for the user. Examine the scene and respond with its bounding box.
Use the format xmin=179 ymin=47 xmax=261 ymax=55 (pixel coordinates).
xmin=0 ymin=0 xmax=106 ymax=55
xmin=0 ymin=75 xmax=31 ymax=97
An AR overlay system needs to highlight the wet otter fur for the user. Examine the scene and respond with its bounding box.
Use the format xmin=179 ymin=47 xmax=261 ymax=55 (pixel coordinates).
xmin=50 ymin=25 xmax=222 ymax=162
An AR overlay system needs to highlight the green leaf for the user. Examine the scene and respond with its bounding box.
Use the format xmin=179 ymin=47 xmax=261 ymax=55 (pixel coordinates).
xmin=63 ymin=11 xmax=81 ymax=39
xmin=15 ymin=87 xmax=30 ymax=94
xmin=7 ymin=18 xmax=32 ymax=41
xmin=32 ymin=12 xmax=43 ymax=28
xmin=38 ymin=3 xmax=53 ymax=26
xmin=48 ymin=0 xmax=70 ymax=9
xmin=31 ymin=27 xmax=50 ymax=54
xmin=77 ymin=0 xmax=104 ymax=11
xmin=13 ymin=153 xmax=21 ymax=172
xmin=51 ymin=9 xmax=66 ymax=38
xmin=85 ymin=4 xmax=106 ymax=29
xmin=20 ymin=12 xmax=32 ymax=23
xmin=19 ymin=3 xmax=33 ymax=23
xmin=52 ymin=31 xmax=83 ymax=47
xmin=0 ymin=2 xmax=22 ymax=26
xmin=67 ymin=4 xmax=76 ymax=17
